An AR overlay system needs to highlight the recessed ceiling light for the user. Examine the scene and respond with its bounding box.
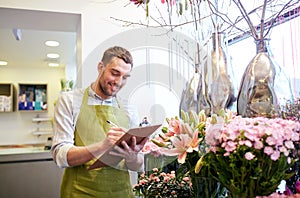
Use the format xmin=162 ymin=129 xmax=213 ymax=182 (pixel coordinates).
xmin=48 ymin=63 xmax=59 ymax=67
xmin=45 ymin=40 xmax=60 ymax=47
xmin=0 ymin=61 xmax=8 ymax=66
xmin=46 ymin=53 xmax=60 ymax=59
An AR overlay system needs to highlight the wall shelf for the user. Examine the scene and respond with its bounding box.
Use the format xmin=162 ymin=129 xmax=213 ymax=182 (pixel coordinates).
xmin=0 ymin=83 xmax=15 ymax=112
xmin=32 ymin=117 xmax=52 ymax=122
xmin=32 ymin=131 xmax=53 ymax=136
xmin=32 ymin=116 xmax=53 ymax=137
xmin=18 ymin=83 xmax=47 ymax=112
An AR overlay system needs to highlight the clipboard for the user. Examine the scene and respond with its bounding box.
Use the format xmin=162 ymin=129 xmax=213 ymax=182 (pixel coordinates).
xmin=88 ymin=124 xmax=162 ymax=170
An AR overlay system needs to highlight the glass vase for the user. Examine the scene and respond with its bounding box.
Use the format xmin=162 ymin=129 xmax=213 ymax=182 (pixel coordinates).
xmin=237 ymin=38 xmax=294 ymax=117
xmin=191 ymin=175 xmax=220 ymax=198
xmin=200 ymin=32 xmax=235 ymax=115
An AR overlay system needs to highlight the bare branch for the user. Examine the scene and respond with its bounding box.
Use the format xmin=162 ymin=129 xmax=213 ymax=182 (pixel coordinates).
xmin=263 ymin=0 xmax=299 ymax=38
xmin=233 ymin=0 xmax=259 ymax=39
xmin=260 ymin=0 xmax=268 ymax=40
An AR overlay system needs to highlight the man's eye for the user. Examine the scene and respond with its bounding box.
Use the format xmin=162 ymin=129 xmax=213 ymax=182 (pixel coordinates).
xmin=111 ymin=71 xmax=119 ymax=76
xmin=123 ymin=75 xmax=130 ymax=80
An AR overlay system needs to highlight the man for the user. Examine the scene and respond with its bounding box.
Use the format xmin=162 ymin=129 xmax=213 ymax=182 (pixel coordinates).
xmin=139 ymin=116 xmax=150 ymax=127
xmin=51 ymin=46 xmax=146 ymax=197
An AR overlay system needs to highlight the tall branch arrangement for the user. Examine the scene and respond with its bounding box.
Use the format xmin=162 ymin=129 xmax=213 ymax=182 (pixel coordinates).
xmin=120 ymin=0 xmax=300 ymax=40
xmin=231 ymin=0 xmax=299 ymax=42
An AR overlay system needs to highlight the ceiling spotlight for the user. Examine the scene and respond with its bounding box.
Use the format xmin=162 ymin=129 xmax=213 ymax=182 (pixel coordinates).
xmin=0 ymin=61 xmax=8 ymax=66
xmin=46 ymin=53 xmax=60 ymax=59
xmin=12 ymin=28 xmax=22 ymax=41
xmin=48 ymin=62 xmax=59 ymax=67
xmin=45 ymin=40 xmax=60 ymax=47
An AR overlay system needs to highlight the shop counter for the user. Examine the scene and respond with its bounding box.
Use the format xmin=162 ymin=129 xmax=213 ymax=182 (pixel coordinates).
xmin=0 ymin=146 xmax=63 ymax=198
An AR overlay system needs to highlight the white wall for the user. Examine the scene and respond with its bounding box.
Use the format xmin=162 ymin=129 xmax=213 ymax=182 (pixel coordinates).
xmin=0 ymin=66 xmax=65 ymax=145
xmin=1 ymin=1 xmax=299 ymax=146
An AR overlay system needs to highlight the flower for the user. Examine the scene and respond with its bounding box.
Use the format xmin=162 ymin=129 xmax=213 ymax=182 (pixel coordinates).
xmin=281 ymin=98 xmax=300 ymax=122
xmin=281 ymin=97 xmax=300 ymax=194
xmin=144 ymin=108 xmax=300 ymax=197
xmin=133 ymin=168 xmax=193 ymax=198
xmin=147 ymin=109 xmax=212 ymax=176
xmin=205 ymin=113 xmax=300 ymax=197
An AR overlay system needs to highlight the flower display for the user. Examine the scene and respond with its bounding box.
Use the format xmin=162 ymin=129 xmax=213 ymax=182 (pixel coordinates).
xmin=142 ymin=110 xmax=229 ymax=197
xmin=144 ymin=109 xmax=300 ymax=197
xmin=282 ymin=98 xmax=300 ymax=122
xmin=133 ymin=168 xmax=193 ymax=198
xmin=281 ymin=97 xmax=300 ymax=194
xmin=205 ymin=113 xmax=300 ymax=197
xmin=143 ymin=109 xmax=210 ymax=176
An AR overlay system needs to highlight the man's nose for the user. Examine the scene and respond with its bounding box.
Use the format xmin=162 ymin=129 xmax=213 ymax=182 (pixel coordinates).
xmin=114 ymin=77 xmax=123 ymax=86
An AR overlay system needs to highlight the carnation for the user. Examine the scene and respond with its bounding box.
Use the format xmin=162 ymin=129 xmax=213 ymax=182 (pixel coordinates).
xmin=133 ymin=168 xmax=193 ymax=198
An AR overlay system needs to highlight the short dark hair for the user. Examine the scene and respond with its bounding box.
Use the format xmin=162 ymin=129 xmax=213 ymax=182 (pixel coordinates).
xmin=101 ymin=46 xmax=133 ymax=68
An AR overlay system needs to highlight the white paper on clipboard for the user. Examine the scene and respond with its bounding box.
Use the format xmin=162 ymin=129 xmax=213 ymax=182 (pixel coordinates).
xmin=88 ymin=124 xmax=162 ymax=170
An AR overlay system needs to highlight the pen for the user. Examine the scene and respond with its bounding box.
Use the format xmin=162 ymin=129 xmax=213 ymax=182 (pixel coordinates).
xmin=106 ymin=120 xmax=119 ymax=128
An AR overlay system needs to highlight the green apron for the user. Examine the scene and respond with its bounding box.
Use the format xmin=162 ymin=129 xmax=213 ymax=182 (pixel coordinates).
xmin=60 ymin=88 xmax=134 ymax=198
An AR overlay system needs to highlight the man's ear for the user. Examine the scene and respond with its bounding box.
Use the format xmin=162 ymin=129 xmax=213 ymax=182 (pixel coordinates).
xmin=97 ymin=62 xmax=104 ymax=72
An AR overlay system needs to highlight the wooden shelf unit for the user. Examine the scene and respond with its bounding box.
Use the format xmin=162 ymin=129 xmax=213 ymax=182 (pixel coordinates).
xmin=0 ymin=83 xmax=15 ymax=112
xmin=18 ymin=83 xmax=47 ymax=112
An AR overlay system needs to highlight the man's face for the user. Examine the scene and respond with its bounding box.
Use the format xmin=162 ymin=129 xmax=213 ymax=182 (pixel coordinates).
xmin=96 ymin=57 xmax=131 ymax=99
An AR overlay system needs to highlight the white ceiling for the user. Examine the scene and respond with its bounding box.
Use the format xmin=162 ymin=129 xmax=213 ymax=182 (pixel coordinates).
xmin=0 ymin=1 xmax=298 ymax=70
xmin=0 ymin=7 xmax=80 ymax=69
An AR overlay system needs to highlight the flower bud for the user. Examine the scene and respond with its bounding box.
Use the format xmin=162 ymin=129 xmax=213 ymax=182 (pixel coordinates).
xmin=195 ymin=155 xmax=204 ymax=174
xmin=151 ymin=139 xmax=167 ymax=147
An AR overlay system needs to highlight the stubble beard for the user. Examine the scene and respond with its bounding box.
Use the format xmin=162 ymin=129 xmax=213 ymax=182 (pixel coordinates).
xmin=99 ymin=81 xmax=118 ymax=98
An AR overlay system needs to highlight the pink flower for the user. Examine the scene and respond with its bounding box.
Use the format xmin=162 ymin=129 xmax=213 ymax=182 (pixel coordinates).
xmin=253 ymin=140 xmax=264 ymax=149
xmin=270 ymin=150 xmax=280 ymax=161
xmin=244 ymin=140 xmax=253 ymax=147
xmin=130 ymin=0 xmax=145 ymax=6
xmin=224 ymin=141 xmax=237 ymax=153
xmin=182 ymin=177 xmax=190 ymax=182
xmin=264 ymin=146 xmax=274 ymax=155
xmin=284 ymin=186 xmax=293 ymax=195
xmin=169 ymin=171 xmax=176 ymax=179
xmin=295 ymin=181 xmax=300 ymax=193
xmin=166 ymin=118 xmax=181 ymax=136
xmin=245 ymin=152 xmax=255 ymax=160
xmin=139 ymin=179 xmax=147 ymax=185
xmin=279 ymin=146 xmax=289 ymax=156
xmin=163 ymin=176 xmax=169 ymax=182
xmin=284 ymin=140 xmax=295 ymax=149
xmin=160 ymin=130 xmax=200 ymax=164
xmin=205 ymin=123 xmax=223 ymax=146
xmin=153 ymin=176 xmax=160 ymax=182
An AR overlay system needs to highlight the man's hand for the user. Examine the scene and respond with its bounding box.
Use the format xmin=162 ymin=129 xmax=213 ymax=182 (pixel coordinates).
xmin=109 ymin=136 xmax=148 ymax=170
xmin=101 ymin=127 xmax=126 ymax=148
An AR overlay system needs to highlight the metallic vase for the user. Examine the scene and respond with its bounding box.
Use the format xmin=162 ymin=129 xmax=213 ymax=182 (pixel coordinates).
xmin=237 ymin=38 xmax=293 ymax=117
xmin=180 ymin=32 xmax=235 ymax=115
xmin=202 ymin=32 xmax=235 ymax=115
xmin=179 ymin=71 xmax=201 ymax=114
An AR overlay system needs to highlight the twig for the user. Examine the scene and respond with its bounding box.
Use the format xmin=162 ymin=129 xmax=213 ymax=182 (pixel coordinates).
xmin=259 ymin=0 xmax=268 ymax=41
xmin=263 ymin=0 xmax=299 ymax=38
xmin=233 ymin=0 xmax=258 ymax=39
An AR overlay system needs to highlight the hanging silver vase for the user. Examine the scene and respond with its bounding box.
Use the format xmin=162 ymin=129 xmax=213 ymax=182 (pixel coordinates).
xmin=201 ymin=32 xmax=235 ymax=115
xmin=180 ymin=32 xmax=235 ymax=115
xmin=237 ymin=38 xmax=294 ymax=117
xmin=179 ymin=70 xmax=200 ymax=114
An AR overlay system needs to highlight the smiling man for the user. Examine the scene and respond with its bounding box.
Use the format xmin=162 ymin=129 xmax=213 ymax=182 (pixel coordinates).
xmin=51 ymin=46 xmax=146 ymax=198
